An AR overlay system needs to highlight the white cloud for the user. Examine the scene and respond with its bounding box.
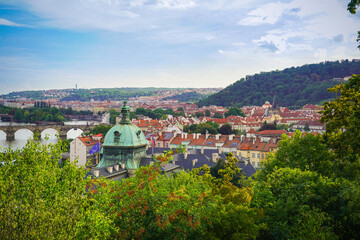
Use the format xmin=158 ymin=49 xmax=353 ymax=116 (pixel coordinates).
xmin=155 ymin=0 xmax=196 ymax=9
xmin=238 ymin=1 xmax=293 ymax=26
xmin=0 ymin=18 xmax=22 ymax=26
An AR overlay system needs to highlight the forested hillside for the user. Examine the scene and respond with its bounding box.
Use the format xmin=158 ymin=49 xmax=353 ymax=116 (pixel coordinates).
xmin=198 ymin=59 xmax=360 ymax=109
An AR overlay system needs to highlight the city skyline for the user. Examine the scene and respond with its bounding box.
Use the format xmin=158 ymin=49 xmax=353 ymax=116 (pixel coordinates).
xmin=0 ymin=0 xmax=359 ymax=94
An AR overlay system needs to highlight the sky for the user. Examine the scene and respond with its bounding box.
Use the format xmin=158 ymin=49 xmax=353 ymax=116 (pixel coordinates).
xmin=0 ymin=0 xmax=359 ymax=94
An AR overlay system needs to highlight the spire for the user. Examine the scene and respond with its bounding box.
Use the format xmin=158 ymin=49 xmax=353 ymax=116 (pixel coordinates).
xmin=120 ymin=101 xmax=131 ymax=124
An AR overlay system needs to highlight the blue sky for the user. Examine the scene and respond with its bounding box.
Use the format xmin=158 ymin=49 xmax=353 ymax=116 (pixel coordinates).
xmin=0 ymin=0 xmax=359 ymax=94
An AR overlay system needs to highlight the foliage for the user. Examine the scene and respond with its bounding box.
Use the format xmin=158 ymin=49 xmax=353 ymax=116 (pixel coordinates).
xmin=321 ymin=75 xmax=360 ymax=179
xmin=224 ymin=107 xmax=246 ymax=118
xmin=256 ymin=131 xmax=335 ymax=179
xmin=253 ymin=168 xmax=339 ymax=240
xmin=347 ymin=0 xmax=360 ymax=48
xmin=218 ymin=123 xmax=236 ymax=135
xmin=253 ymin=74 xmax=360 ymax=238
xmin=258 ymin=122 xmax=277 ymax=131
xmin=0 ymin=105 xmax=93 ymax=123
xmin=86 ymin=124 xmax=112 ymax=136
xmin=198 ymin=59 xmax=360 ymax=108
xmin=0 ymin=138 xmax=111 ymax=239
xmin=60 ymin=88 xmax=158 ymax=101
xmin=90 ymin=150 xmax=262 ymax=239
xmin=135 ymin=107 xmax=175 ymax=120
xmin=209 ymin=155 xmax=247 ymax=188
xmin=195 ymin=112 xmax=204 ymax=118
xmin=205 ymin=110 xmax=211 ymax=117
xmin=212 ymin=112 xmax=223 ymax=119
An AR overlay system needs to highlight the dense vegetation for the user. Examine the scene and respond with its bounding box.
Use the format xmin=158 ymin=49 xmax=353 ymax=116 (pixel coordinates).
xmin=1 ymin=90 xmax=50 ymax=100
xmin=1 ymin=88 xmax=163 ymax=101
xmin=60 ymin=88 xmax=159 ymax=101
xmin=0 ymin=105 xmax=93 ymax=123
xmin=0 ymin=76 xmax=359 ymax=239
xmin=162 ymin=91 xmax=206 ymax=102
xmin=198 ymin=59 xmax=360 ymax=109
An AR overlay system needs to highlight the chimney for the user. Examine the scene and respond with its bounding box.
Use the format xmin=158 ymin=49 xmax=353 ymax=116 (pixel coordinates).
xmin=184 ymin=133 xmax=188 ymax=138
xmin=146 ymin=145 xmax=149 ymax=150
xmin=181 ymin=133 xmax=184 ymax=139
xmin=106 ymin=166 xmax=113 ymax=173
xmin=201 ymin=148 xmax=204 ymax=154
xmin=273 ymin=138 xmax=276 ymax=144
xmin=172 ymin=159 xmax=176 ymax=164
xmin=121 ymin=163 xmax=125 ymax=169
xmin=197 ymin=133 xmax=201 ymax=139
xmin=206 ymin=132 xmax=210 ymax=139
xmin=253 ymin=137 xmax=255 ymax=145
xmin=192 ymin=159 xmax=198 ymax=166
xmin=218 ymin=147 xmax=223 ymax=154
xmin=193 ymin=133 xmax=196 ymax=139
xmin=184 ymin=151 xmax=188 ymax=159
xmin=241 ymin=135 xmax=245 ymax=141
xmin=229 ymin=134 xmax=234 ymax=141
xmin=93 ymin=170 xmax=99 ymax=177
xmin=215 ymin=134 xmax=221 ymax=140
xmin=212 ymin=153 xmax=218 ymax=163
xmin=114 ymin=164 xmax=119 ymax=171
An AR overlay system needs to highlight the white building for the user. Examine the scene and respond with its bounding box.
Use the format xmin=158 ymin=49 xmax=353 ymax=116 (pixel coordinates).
xmin=70 ymin=134 xmax=102 ymax=166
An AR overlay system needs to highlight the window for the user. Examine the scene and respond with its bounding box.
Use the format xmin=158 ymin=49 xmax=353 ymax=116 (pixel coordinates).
xmin=114 ymin=131 xmax=120 ymax=143
xmin=252 ymin=153 xmax=255 ymax=158
xmin=262 ymin=154 xmax=264 ymax=159
xmin=257 ymin=162 xmax=260 ymax=167
xmin=257 ymin=153 xmax=260 ymax=158
xmin=252 ymin=161 xmax=255 ymax=166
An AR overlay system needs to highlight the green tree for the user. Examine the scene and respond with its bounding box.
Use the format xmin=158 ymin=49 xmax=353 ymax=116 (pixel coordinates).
xmin=195 ymin=112 xmax=204 ymax=118
xmin=0 ymin=138 xmax=112 ymax=239
xmin=304 ymin=122 xmax=310 ymax=132
xmin=348 ymin=0 xmax=360 ymax=48
xmin=218 ymin=123 xmax=235 ymax=135
xmin=88 ymin=124 xmax=112 ymax=136
xmin=321 ymin=75 xmax=360 ymax=179
xmin=224 ymin=107 xmax=246 ymax=118
xmin=195 ymin=123 xmax=218 ymax=134
xmin=205 ymin=110 xmax=211 ymax=117
xmin=212 ymin=112 xmax=223 ymax=119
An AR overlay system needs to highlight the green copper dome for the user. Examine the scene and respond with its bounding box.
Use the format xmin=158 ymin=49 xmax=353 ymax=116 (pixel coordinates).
xmin=102 ymin=124 xmax=148 ymax=147
xmin=97 ymin=101 xmax=149 ymax=169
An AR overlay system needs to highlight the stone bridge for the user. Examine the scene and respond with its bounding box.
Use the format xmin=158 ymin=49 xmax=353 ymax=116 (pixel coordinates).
xmin=0 ymin=123 xmax=99 ymax=141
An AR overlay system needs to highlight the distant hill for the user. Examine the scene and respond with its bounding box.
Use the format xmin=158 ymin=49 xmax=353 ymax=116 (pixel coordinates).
xmin=197 ymin=59 xmax=360 ymax=109
xmin=162 ymin=91 xmax=206 ymax=102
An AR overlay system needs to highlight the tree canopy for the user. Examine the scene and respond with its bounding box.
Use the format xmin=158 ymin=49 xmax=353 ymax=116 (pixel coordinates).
xmin=198 ymin=60 xmax=360 ymax=109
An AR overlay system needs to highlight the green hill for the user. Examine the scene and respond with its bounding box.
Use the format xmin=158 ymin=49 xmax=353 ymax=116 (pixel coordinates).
xmin=197 ymin=59 xmax=360 ymax=109
xmin=162 ymin=91 xmax=206 ymax=102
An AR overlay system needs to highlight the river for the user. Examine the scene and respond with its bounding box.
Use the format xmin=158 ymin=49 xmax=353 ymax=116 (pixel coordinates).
xmin=0 ymin=121 xmax=99 ymax=151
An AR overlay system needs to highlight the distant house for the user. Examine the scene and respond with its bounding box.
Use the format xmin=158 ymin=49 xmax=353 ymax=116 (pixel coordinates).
xmin=70 ymin=135 xmax=102 ymax=166
xmin=292 ymin=120 xmax=326 ymax=133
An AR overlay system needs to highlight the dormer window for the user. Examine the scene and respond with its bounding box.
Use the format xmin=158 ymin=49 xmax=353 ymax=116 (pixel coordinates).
xmin=114 ymin=131 xmax=120 ymax=143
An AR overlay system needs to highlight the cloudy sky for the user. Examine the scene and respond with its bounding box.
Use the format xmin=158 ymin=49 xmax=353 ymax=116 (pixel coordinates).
xmin=0 ymin=0 xmax=359 ymax=94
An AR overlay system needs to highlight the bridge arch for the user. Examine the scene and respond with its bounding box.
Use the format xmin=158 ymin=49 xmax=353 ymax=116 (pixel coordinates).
xmin=66 ymin=128 xmax=84 ymax=140
xmin=0 ymin=130 xmax=6 ymax=140
xmin=14 ymin=129 xmax=34 ymax=140
xmin=41 ymin=128 xmax=60 ymax=140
